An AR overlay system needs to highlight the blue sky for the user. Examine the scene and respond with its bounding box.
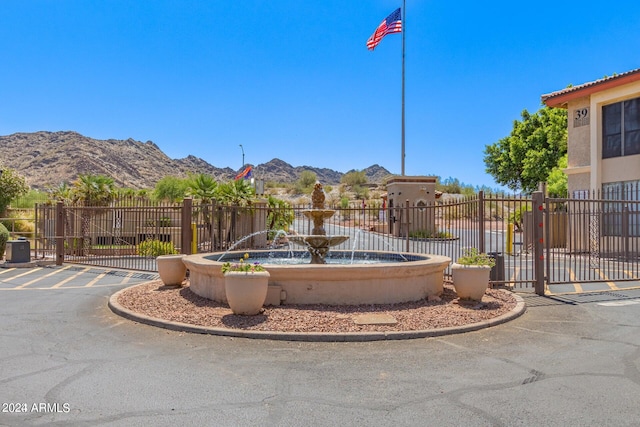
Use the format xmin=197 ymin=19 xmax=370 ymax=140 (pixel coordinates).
xmin=2 ymin=1 xmax=639 ymax=189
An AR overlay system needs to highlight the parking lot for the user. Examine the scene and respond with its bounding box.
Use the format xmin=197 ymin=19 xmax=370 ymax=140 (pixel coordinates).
xmin=1 ymin=264 xmax=640 ymax=426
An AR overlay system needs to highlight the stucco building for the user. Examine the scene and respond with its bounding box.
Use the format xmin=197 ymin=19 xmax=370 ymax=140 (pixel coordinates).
xmin=542 ymin=69 xmax=640 ymax=245
xmin=542 ymin=69 xmax=640 ymax=198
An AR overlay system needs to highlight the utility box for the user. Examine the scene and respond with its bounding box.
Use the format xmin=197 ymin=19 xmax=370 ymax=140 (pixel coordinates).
xmin=488 ymin=252 xmax=505 ymax=283
xmin=6 ymin=239 xmax=30 ymax=263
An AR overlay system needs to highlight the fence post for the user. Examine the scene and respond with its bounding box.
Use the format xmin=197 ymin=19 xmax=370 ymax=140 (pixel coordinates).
xmin=622 ymin=205 xmax=630 ymax=261
xmin=181 ymin=198 xmax=193 ymax=255
xmin=55 ymin=201 xmax=64 ymax=266
xmin=34 ymin=203 xmax=39 ymax=259
xmin=405 ymin=199 xmax=410 ymax=253
xmin=478 ymin=191 xmax=485 ymax=253
xmin=532 ymin=191 xmax=545 ymax=295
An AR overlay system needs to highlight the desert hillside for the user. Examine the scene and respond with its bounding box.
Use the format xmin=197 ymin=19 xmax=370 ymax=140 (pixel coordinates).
xmin=0 ymin=131 xmax=392 ymax=190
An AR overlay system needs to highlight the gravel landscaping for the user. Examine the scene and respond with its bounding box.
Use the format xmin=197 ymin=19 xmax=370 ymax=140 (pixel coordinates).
xmin=116 ymin=280 xmax=518 ymax=333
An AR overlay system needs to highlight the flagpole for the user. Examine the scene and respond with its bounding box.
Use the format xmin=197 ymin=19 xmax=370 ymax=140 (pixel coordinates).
xmin=401 ymin=0 xmax=406 ymax=176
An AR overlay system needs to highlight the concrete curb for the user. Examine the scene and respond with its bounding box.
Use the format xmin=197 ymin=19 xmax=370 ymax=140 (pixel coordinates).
xmin=0 ymin=260 xmax=57 ymax=268
xmin=108 ymin=286 xmax=526 ymax=342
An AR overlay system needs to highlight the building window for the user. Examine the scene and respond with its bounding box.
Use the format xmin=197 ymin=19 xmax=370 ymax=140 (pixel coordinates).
xmin=602 ymin=180 xmax=640 ymax=237
xmin=602 ymin=97 xmax=640 ymax=158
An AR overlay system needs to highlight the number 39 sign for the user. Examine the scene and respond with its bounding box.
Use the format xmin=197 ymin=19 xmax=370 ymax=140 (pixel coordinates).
xmin=574 ymin=107 xmax=589 ymax=127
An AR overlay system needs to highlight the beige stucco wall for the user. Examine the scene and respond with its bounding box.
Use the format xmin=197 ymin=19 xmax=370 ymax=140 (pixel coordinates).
xmin=565 ymin=97 xmax=592 ymax=196
xmin=567 ymin=97 xmax=591 ymax=169
xmin=601 ymin=156 xmax=640 ymax=183
xmin=386 ymin=176 xmax=437 ymax=207
xmin=386 ymin=176 xmax=437 ymax=237
xmin=589 ymin=80 xmax=640 ymax=190
xmin=567 ymin=174 xmax=590 ymax=197
xmin=561 ymin=80 xmax=640 ymax=194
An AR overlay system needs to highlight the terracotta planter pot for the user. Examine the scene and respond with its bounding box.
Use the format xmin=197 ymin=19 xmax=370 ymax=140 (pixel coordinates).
xmin=224 ymin=271 xmax=270 ymax=315
xmin=157 ymin=255 xmax=186 ymax=286
xmin=451 ymin=263 xmax=491 ymax=301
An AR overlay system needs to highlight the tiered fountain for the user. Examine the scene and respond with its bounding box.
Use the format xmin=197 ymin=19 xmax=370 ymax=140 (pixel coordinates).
xmin=287 ymin=182 xmax=348 ymax=264
xmin=182 ymin=182 xmax=451 ymax=305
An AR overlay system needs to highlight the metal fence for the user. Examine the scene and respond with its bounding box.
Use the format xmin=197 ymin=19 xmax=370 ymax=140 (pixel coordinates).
xmin=30 ymin=191 xmax=640 ymax=295
xmin=32 ymin=194 xmax=536 ymax=285
xmin=545 ymin=195 xmax=640 ymax=284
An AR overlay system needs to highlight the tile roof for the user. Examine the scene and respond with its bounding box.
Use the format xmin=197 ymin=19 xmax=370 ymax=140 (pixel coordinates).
xmin=541 ymin=68 xmax=640 ymax=107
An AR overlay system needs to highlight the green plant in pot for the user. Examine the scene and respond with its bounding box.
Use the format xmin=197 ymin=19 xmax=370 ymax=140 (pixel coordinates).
xmin=455 ymin=248 xmax=496 ymax=267
xmin=451 ymin=248 xmax=495 ymax=301
xmin=222 ymin=253 xmax=270 ymax=315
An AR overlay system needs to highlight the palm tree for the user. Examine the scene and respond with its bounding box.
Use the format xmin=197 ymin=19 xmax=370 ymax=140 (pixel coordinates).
xmin=186 ymin=173 xmax=218 ymax=246
xmin=186 ymin=173 xmax=218 ymax=202
xmin=48 ymin=182 xmax=74 ymax=243
xmin=72 ymin=174 xmax=115 ymax=206
xmin=218 ymin=179 xmax=254 ymax=206
xmin=217 ymin=179 xmax=255 ymax=247
xmin=48 ymin=182 xmax=73 ymax=205
xmin=70 ymin=174 xmax=116 ymax=255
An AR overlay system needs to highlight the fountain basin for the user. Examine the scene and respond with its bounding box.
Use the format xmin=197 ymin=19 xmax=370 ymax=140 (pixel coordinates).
xmin=183 ymin=250 xmax=451 ymax=306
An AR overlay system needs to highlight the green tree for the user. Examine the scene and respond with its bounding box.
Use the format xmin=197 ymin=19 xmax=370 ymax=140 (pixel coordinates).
xmin=352 ymin=185 xmax=369 ymax=200
xmin=484 ymin=106 xmax=567 ymax=193
xmin=438 ymin=177 xmax=465 ymax=194
xmin=341 ymin=170 xmax=367 ymax=187
xmin=546 ymin=153 xmax=568 ymax=197
xmin=0 ymin=168 xmax=29 ymax=216
xmin=153 ymin=176 xmax=188 ymax=203
xmin=297 ymin=170 xmax=317 ymax=189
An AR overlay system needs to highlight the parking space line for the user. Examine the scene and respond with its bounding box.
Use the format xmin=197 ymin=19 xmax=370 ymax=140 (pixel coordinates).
xmin=0 ymin=268 xmax=17 ymax=275
xmin=14 ymin=265 xmax=74 ymax=289
xmin=85 ymin=272 xmax=108 ymax=287
xmin=568 ymin=267 xmax=584 ymax=293
xmin=120 ymin=272 xmax=136 ymax=285
xmin=593 ymin=268 xmax=619 ymax=291
xmin=50 ymin=267 xmax=92 ymax=288
xmin=9 ymin=268 xmax=44 ymax=289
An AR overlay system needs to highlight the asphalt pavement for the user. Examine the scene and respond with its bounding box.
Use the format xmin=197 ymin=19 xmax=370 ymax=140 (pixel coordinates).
xmin=1 ymin=265 xmax=640 ymax=426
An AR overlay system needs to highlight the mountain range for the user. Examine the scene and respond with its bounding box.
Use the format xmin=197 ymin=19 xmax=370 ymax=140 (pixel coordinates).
xmin=0 ymin=131 xmax=392 ymax=190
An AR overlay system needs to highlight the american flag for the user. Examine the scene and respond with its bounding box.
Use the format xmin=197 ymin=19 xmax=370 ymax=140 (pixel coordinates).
xmin=366 ymin=8 xmax=402 ymax=51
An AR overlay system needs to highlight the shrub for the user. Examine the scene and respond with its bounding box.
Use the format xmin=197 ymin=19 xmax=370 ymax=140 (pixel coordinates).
xmin=1 ymin=210 xmax=35 ymax=238
xmin=266 ymin=196 xmax=294 ymax=240
xmin=0 ymin=223 xmax=9 ymax=259
xmin=409 ymin=230 xmax=453 ymax=239
xmin=137 ymin=239 xmax=178 ymax=257
xmin=456 ymin=248 xmax=496 ymax=267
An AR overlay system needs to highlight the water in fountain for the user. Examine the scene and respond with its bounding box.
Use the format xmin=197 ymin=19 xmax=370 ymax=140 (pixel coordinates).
xmin=216 ymin=230 xmax=269 ymax=261
xmin=349 ymin=229 xmax=409 ymax=263
xmin=216 ymin=229 xmax=300 ymax=262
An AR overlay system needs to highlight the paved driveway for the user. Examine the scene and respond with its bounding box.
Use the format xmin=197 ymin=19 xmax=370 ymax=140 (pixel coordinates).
xmin=1 ymin=266 xmax=640 ymax=426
